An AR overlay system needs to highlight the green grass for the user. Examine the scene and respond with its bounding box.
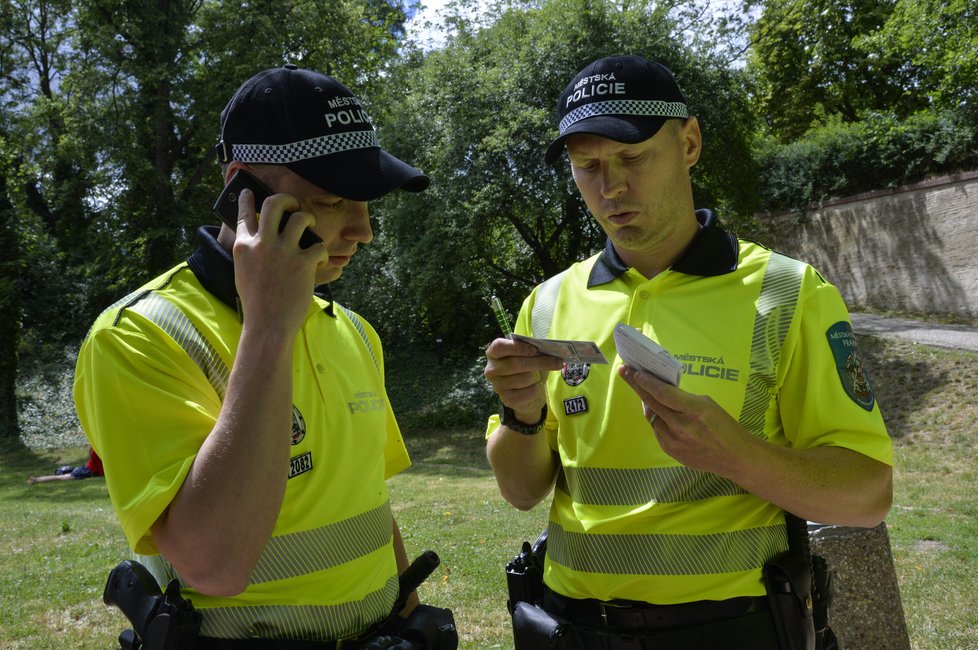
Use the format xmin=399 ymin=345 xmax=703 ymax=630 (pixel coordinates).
xmin=2 ymin=334 xmax=977 ymax=648
xmin=0 ymin=444 xmax=131 ymax=648
xmin=860 ymin=337 xmax=978 ymax=649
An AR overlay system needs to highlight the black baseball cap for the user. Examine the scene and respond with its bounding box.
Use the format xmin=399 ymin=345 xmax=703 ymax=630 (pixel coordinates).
xmin=216 ymin=64 xmax=429 ymax=201
xmin=544 ymin=55 xmax=689 ymax=165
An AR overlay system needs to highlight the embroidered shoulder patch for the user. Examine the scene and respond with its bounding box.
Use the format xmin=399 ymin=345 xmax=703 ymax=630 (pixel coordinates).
xmin=826 ymin=321 xmax=875 ymax=411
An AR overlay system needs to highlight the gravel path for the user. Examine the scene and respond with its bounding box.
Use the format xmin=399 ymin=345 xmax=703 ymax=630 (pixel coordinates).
xmin=850 ymin=313 xmax=978 ymax=353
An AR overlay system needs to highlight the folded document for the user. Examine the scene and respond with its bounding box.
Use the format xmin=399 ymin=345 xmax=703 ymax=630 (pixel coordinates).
xmin=613 ymin=323 xmax=683 ymax=386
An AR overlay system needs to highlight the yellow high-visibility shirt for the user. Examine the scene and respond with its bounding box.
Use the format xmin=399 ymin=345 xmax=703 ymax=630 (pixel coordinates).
xmin=488 ymin=211 xmax=892 ymax=605
xmin=75 ymin=234 xmax=409 ymax=641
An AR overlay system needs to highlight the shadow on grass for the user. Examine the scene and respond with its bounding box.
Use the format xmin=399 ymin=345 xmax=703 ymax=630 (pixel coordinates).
xmin=7 ymin=337 xmax=940 ymax=487
xmin=401 ymin=425 xmax=492 ymax=477
xmin=0 ymin=437 xmax=79 ymax=477
xmin=0 ymin=436 xmax=48 ymax=467
xmin=13 ymin=477 xmax=110 ymax=504
xmin=856 ymin=334 xmax=949 ymax=440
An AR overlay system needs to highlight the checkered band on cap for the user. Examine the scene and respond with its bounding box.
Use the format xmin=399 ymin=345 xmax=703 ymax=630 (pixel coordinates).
xmin=230 ymin=129 xmax=380 ymax=164
xmin=559 ymin=99 xmax=689 ymax=135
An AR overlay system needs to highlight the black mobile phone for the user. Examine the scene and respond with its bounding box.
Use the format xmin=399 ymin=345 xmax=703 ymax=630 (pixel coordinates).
xmin=212 ymin=169 xmax=322 ymax=249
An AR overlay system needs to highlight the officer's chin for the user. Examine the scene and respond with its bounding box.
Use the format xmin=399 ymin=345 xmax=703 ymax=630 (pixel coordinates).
xmin=315 ymin=266 xmax=343 ymax=285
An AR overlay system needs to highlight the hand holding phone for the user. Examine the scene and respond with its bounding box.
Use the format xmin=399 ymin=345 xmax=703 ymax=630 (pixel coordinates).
xmin=212 ymin=169 xmax=323 ymax=249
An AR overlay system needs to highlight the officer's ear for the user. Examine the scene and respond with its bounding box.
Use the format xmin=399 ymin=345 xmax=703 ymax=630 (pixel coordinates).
xmin=679 ymin=117 xmax=702 ymax=169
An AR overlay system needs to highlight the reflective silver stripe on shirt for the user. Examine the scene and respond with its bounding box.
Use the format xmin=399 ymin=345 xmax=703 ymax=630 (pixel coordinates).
xmin=339 ymin=305 xmax=379 ymax=375
xmin=249 ymin=501 xmax=394 ymax=585
xmin=199 ymin=575 xmax=399 ymax=641
xmin=556 ymin=464 xmax=747 ymax=506
xmin=531 ymin=270 xmax=568 ymax=339
xmin=137 ymin=500 xmax=395 ymax=638
xmin=548 ymin=521 xmax=788 ymax=576
xmin=738 ymin=252 xmax=806 ymax=438
xmin=126 ymin=292 xmax=230 ymax=400
xmin=126 ymin=293 xmax=379 ymax=392
xmin=134 ymin=552 xmax=179 ymax=586
xmin=141 ymin=501 xmax=393 ymax=588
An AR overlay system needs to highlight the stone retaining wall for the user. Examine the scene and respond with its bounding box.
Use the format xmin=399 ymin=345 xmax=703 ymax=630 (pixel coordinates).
xmin=760 ymin=171 xmax=978 ymax=318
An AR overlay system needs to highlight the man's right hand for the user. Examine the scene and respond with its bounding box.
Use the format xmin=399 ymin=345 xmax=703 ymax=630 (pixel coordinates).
xmin=232 ymin=186 xmax=328 ymax=336
xmin=484 ymin=337 xmax=563 ymax=510
xmin=484 ymin=337 xmax=564 ymax=424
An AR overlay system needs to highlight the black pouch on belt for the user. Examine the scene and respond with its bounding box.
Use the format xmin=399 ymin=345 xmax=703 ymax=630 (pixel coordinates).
xmin=512 ymin=601 xmax=573 ymax=650
xmin=762 ymin=549 xmax=816 ymax=650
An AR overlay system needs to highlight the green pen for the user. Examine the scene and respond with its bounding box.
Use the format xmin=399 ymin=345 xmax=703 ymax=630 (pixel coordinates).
xmin=490 ymin=295 xmax=514 ymax=339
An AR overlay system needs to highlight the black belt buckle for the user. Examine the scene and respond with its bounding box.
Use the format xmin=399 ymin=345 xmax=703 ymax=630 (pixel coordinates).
xmin=598 ymin=600 xmax=632 ymax=627
xmin=599 ymin=601 xmax=610 ymax=626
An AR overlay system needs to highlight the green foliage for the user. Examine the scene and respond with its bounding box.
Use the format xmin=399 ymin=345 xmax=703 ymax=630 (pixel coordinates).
xmin=748 ymin=0 xmax=978 ymax=209
xmin=385 ymin=344 xmax=497 ymax=432
xmin=855 ymin=0 xmax=978 ymax=120
xmin=343 ymin=0 xmax=760 ymax=351
xmin=748 ymin=0 xmax=920 ymax=142
xmin=15 ymin=347 xmax=85 ymax=450
xmin=757 ymin=110 xmax=978 ymax=211
xmin=0 ymin=169 xmax=18 ymax=437
xmin=4 ymin=0 xmax=975 ymax=442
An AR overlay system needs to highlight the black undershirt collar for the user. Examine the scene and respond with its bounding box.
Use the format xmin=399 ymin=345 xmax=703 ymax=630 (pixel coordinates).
xmin=186 ymin=226 xmax=335 ymax=317
xmin=588 ymin=209 xmax=739 ymax=287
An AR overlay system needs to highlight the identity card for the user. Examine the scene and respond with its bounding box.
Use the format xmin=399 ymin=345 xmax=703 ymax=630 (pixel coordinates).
xmin=510 ymin=334 xmax=609 ymax=365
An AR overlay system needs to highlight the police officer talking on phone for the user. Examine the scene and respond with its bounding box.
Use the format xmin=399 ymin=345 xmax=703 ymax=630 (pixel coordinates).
xmin=483 ymin=55 xmax=893 ymax=649
xmin=75 ymin=65 xmax=457 ymax=648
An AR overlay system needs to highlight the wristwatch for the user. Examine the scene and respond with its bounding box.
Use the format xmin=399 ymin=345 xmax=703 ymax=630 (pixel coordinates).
xmin=500 ymin=404 xmax=547 ymax=435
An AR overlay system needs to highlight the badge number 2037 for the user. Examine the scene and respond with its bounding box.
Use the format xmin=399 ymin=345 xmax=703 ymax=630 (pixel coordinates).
xmin=289 ymin=451 xmax=313 ymax=479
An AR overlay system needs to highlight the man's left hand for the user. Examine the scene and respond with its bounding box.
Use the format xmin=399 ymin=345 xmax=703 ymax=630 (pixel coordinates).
xmin=617 ymin=364 xmax=754 ymax=476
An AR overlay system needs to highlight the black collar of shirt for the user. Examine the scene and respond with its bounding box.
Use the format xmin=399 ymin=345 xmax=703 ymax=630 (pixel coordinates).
xmin=186 ymin=226 xmax=335 ymax=317
xmin=588 ymin=209 xmax=739 ymax=287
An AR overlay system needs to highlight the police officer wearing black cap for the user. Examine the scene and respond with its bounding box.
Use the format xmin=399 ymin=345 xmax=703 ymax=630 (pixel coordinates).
xmin=76 ymin=64 xmax=457 ymax=649
xmin=484 ymin=55 xmax=893 ymax=649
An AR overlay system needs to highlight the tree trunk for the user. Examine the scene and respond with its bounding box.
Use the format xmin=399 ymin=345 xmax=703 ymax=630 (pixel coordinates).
xmin=0 ymin=171 xmax=21 ymax=438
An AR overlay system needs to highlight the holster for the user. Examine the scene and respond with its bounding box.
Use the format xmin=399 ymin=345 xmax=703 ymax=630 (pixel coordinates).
xmin=396 ymin=604 xmax=458 ymax=650
xmin=762 ymin=549 xmax=815 ymax=650
xmin=505 ymin=530 xmax=548 ymax=613
xmin=811 ymin=555 xmax=840 ymax=650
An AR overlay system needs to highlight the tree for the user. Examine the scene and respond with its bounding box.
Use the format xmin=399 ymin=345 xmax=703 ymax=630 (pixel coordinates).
xmin=856 ymin=0 xmax=978 ymax=120
xmin=0 ymin=167 xmax=18 ymax=437
xmin=750 ymin=0 xmax=978 ymax=209
xmin=341 ymin=0 xmax=759 ymax=350
xmin=747 ymin=0 xmax=922 ymax=141
xmin=0 ymin=0 xmax=100 ymax=427
xmin=61 ymin=0 xmax=414 ymax=286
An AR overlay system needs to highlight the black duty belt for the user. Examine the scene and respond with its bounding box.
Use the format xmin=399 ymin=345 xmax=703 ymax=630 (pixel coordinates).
xmin=543 ymin=586 xmax=769 ymax=631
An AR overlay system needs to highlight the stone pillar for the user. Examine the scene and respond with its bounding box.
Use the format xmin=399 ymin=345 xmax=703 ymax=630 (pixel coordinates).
xmin=809 ymin=522 xmax=910 ymax=649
